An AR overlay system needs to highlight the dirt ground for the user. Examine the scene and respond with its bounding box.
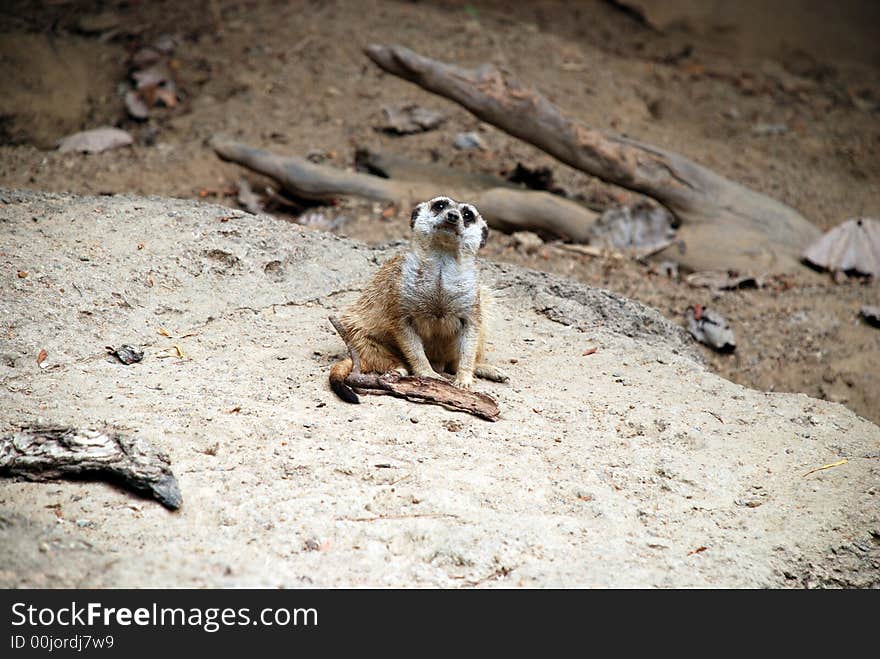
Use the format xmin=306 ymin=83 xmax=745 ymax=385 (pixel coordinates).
xmin=1 ymin=0 xmax=879 ymax=585
xmin=1 ymin=0 xmax=878 ymax=426
xmin=1 ymin=190 xmax=878 ymax=588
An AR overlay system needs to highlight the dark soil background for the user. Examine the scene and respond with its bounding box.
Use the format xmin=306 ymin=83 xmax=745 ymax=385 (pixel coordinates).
xmin=1 ymin=0 xmax=878 ymax=422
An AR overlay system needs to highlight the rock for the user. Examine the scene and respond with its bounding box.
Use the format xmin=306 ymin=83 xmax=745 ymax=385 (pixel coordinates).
xmin=378 ymin=105 xmax=445 ymax=134
xmin=57 ymin=127 xmax=134 ymax=154
xmin=588 ymin=202 xmax=676 ymax=256
xmin=686 ymin=306 xmax=736 ymax=352
xmin=453 ymin=131 xmax=487 ymax=150
xmin=108 ymin=345 xmax=144 ymax=365
xmin=511 ymin=231 xmax=543 ymax=254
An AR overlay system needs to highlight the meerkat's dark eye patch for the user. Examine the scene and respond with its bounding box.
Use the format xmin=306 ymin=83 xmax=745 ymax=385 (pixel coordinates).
xmin=431 ymin=199 xmax=450 ymax=213
xmin=461 ymin=207 xmax=475 ymax=224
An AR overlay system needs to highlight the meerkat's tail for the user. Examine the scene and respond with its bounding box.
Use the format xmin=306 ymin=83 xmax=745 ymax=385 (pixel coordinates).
xmin=329 ymin=358 xmax=359 ymax=404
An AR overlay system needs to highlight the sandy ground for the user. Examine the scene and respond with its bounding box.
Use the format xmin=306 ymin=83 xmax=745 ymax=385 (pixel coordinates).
xmin=0 ymin=190 xmax=878 ymax=588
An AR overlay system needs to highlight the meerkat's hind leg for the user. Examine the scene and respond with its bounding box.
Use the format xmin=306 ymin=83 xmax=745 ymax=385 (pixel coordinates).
xmin=475 ymin=363 xmax=509 ymax=383
xmin=357 ymin=339 xmax=408 ymax=377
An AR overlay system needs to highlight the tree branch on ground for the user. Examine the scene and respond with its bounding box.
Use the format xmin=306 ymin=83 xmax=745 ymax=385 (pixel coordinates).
xmin=364 ymin=44 xmax=821 ymax=273
xmin=0 ymin=425 xmax=182 ymax=510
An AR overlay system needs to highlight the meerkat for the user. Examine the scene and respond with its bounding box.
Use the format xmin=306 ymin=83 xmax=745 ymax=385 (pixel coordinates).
xmin=329 ymin=195 xmax=507 ymax=403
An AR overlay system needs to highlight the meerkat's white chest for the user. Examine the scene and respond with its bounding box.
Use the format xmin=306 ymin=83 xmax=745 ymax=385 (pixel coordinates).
xmin=401 ymin=252 xmax=477 ymax=324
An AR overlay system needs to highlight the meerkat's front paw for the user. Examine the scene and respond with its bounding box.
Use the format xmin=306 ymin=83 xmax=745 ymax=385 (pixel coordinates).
xmin=413 ymin=367 xmax=445 ymax=381
xmin=453 ymin=373 xmax=475 ymax=390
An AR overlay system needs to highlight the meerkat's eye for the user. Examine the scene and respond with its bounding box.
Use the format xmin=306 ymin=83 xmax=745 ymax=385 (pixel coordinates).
xmin=461 ymin=207 xmax=475 ymax=225
xmin=431 ymin=199 xmax=449 ymax=213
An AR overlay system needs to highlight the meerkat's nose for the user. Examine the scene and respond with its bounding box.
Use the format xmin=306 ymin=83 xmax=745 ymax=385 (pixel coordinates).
xmin=444 ymin=210 xmax=460 ymax=224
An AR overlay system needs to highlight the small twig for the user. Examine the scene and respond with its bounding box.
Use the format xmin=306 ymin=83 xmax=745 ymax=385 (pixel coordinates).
xmin=554 ymin=243 xmax=625 ymax=260
xmin=389 ymin=473 xmax=412 ymax=487
xmin=339 ymin=513 xmax=459 ymax=522
xmin=803 ymin=458 xmax=848 ymax=477
xmin=704 ymin=410 xmax=724 ymax=424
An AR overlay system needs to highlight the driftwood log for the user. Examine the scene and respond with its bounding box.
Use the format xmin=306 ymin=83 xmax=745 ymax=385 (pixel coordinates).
xmin=0 ymin=425 xmax=182 ymax=510
xmin=213 ymin=136 xmax=597 ymax=241
xmin=328 ymin=315 xmax=499 ymax=421
xmin=365 ymin=44 xmax=821 ymax=273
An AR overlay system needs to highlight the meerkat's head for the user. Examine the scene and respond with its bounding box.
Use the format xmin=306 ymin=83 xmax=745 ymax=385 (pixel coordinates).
xmin=409 ymin=196 xmax=488 ymax=254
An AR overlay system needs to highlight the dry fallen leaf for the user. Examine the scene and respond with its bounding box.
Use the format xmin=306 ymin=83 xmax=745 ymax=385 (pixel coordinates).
xmin=36 ymin=349 xmax=47 ymax=367
xmin=379 ymin=104 xmax=445 ymax=134
xmin=107 ymin=344 xmax=144 ymax=365
xmin=172 ymin=344 xmax=184 ymax=358
xmin=227 ymin=406 xmax=242 ymax=413
xmin=688 ymin=546 xmax=708 ymax=555
xmin=803 ymin=217 xmax=880 ymax=278
xmin=157 ymin=327 xmax=170 ymax=337
xmin=582 ymin=347 xmax=597 ymax=356
xmin=17 ymin=270 xmax=28 ymax=278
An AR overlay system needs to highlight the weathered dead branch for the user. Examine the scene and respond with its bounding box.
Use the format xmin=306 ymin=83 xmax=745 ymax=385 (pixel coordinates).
xmin=364 ymin=44 xmax=821 ymax=272
xmin=347 ymin=371 xmax=500 ymax=421
xmin=0 ymin=425 xmax=182 ymax=510
xmin=327 ymin=315 xmax=499 ymax=421
xmin=212 ymin=136 xmax=597 ymax=241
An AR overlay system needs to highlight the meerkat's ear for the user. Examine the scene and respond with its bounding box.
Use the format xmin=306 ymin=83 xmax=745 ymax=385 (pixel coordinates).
xmin=410 ymin=203 xmax=422 ymax=229
xmin=480 ymin=224 xmax=488 ymax=249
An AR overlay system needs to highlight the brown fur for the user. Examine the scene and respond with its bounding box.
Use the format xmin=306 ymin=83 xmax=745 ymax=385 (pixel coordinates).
xmin=329 ymin=255 xmax=490 ymax=383
xmin=329 ymin=198 xmax=506 ymax=402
